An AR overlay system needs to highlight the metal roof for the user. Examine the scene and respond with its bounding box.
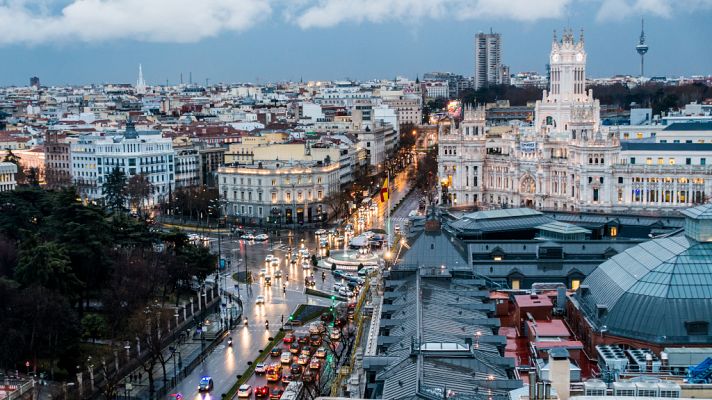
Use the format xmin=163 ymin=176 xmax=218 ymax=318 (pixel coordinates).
xmin=400 ymin=229 xmax=468 ymax=269
xmin=621 ymin=142 xmax=712 ymax=151
xmin=681 ymin=203 xmax=712 ymax=220
xmin=662 ymin=121 xmax=712 ymax=131
xmin=462 ymin=208 xmax=543 ymax=220
xmin=537 ymin=221 xmax=591 ymax=235
xmin=575 ymin=235 xmax=712 ymax=344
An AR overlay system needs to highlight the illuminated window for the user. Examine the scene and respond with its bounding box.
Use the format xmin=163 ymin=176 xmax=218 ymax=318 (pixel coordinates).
xmin=669 ymin=158 xmax=675 ymax=165
xmin=271 ymin=193 xmax=276 ymax=202
xmin=658 ymin=158 xmax=664 ymax=165
xmin=610 ymin=226 xmax=618 ymax=237
xmin=646 ymin=158 xmax=652 ymax=165
xmin=286 ymin=192 xmax=291 ymax=202
xmin=636 ymin=132 xmax=643 ymax=139
xmin=493 ymin=256 xmax=502 ymax=261
xmin=571 ymin=279 xmax=581 ymax=290
xmin=511 ymin=279 xmax=520 ymax=290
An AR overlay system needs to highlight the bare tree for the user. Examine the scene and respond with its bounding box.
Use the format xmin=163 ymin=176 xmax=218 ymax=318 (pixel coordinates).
xmin=128 ymin=302 xmax=174 ymax=398
xmin=127 ymin=174 xmax=153 ymax=216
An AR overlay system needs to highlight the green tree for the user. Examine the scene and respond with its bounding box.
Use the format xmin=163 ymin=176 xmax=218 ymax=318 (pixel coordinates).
xmin=3 ymin=149 xmax=26 ymax=185
xmin=103 ymin=167 xmax=128 ymax=212
xmin=26 ymin=167 xmax=40 ymax=187
xmin=14 ymin=239 xmax=83 ymax=298
xmin=80 ymin=313 xmax=107 ymax=343
xmin=127 ymin=174 xmax=153 ymax=216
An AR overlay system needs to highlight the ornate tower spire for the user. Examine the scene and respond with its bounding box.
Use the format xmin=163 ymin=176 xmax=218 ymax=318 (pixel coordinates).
xmin=136 ymin=64 xmax=147 ymax=95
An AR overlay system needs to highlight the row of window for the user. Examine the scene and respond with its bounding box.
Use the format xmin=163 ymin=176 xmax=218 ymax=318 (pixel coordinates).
xmin=631 ymin=157 xmax=706 ymax=166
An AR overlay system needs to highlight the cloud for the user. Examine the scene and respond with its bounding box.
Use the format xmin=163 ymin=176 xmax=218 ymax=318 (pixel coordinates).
xmin=291 ymin=0 xmax=571 ymax=28
xmin=596 ymin=0 xmax=712 ymax=21
xmin=0 ymin=0 xmax=271 ymax=44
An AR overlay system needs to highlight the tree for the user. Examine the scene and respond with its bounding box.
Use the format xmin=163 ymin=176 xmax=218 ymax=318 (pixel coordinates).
xmin=323 ymin=191 xmax=350 ymax=222
xmin=128 ymin=304 xmax=176 ymax=397
xmin=3 ymin=149 xmax=26 ymax=185
xmin=14 ymin=239 xmax=83 ymax=298
xmin=26 ymin=167 xmax=41 ymax=187
xmin=103 ymin=167 xmax=128 ymax=212
xmin=127 ymin=174 xmax=153 ymax=216
xmin=80 ymin=313 xmax=107 ymax=343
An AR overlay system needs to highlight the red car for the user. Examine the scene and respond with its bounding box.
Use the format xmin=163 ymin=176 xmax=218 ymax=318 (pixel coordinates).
xmin=254 ymin=386 xmax=269 ymax=398
xmin=283 ymin=334 xmax=295 ymax=344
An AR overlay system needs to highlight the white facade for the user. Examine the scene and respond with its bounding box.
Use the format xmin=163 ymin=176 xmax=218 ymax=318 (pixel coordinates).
xmin=0 ymin=162 xmax=17 ymax=192
xmin=71 ymin=125 xmax=175 ymax=204
xmin=439 ymin=29 xmax=712 ymax=213
xmin=382 ymin=94 xmax=422 ymax=126
xmin=218 ymin=160 xmax=340 ymax=225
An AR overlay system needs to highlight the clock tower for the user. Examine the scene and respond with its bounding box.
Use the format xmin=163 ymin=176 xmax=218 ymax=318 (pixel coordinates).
xmin=548 ymin=28 xmax=587 ymax=103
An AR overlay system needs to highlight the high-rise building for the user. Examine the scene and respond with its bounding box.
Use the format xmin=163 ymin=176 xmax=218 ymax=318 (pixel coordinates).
xmin=474 ymin=30 xmax=502 ymax=89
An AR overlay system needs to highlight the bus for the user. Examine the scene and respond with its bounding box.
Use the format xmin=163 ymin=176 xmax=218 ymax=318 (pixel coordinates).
xmin=281 ymin=382 xmax=303 ymax=400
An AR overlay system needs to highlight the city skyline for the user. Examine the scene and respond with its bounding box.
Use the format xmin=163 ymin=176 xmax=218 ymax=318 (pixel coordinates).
xmin=0 ymin=0 xmax=711 ymax=86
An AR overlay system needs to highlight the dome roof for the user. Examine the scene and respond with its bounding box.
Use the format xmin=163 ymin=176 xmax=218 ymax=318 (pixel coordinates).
xmin=575 ymin=235 xmax=712 ymax=344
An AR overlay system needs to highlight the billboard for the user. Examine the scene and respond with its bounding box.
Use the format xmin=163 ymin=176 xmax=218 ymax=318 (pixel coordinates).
xmin=447 ymin=100 xmax=462 ymax=118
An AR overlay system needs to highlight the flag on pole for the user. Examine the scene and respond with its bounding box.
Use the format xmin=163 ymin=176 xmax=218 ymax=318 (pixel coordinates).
xmin=380 ymin=177 xmax=389 ymax=203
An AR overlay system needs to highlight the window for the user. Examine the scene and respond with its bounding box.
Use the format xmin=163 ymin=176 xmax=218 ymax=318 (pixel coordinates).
xmin=646 ymin=157 xmax=652 ymax=165
xmin=702 ymin=158 xmax=707 ymax=166
xmin=317 ymin=190 xmax=323 ymax=200
xmin=611 ymin=226 xmax=618 ymax=237
xmin=687 ymin=158 xmax=692 ymax=165
xmin=271 ymin=179 xmax=276 ymax=186
xmin=286 ymin=192 xmax=291 ymax=202
xmin=669 ymin=158 xmax=675 ymax=165
xmin=618 ymin=177 xmax=623 ymax=184
xmin=571 ymin=279 xmax=580 ymax=290
xmin=511 ymin=279 xmax=520 ymax=290
xmin=657 ymin=157 xmax=664 ymax=165
xmin=271 ymin=193 xmax=276 ymax=202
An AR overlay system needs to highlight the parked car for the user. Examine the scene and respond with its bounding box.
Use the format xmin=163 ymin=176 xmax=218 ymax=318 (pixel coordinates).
xmin=237 ymin=384 xmax=252 ymax=398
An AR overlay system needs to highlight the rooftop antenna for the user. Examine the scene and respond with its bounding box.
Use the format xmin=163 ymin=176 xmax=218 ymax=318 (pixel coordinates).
xmin=636 ymin=17 xmax=649 ymax=77
xmin=180 ymin=73 xmax=183 ymax=85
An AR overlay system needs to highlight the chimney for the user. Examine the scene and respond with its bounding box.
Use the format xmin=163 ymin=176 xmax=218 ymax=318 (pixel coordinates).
xmin=544 ymin=380 xmax=552 ymax=399
xmin=549 ymin=348 xmax=570 ymax=400
xmin=661 ymin=352 xmax=669 ymax=370
xmin=528 ymin=371 xmax=537 ymax=399
xmin=536 ymin=381 xmax=545 ymax=400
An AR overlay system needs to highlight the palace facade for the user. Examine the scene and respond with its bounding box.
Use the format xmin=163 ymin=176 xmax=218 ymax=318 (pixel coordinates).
xmin=439 ymin=29 xmax=712 ymax=213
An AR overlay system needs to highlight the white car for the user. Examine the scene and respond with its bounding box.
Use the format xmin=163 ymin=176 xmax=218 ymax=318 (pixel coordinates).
xmin=255 ymin=295 xmax=265 ymax=305
xmin=315 ymin=229 xmax=327 ymax=236
xmin=302 ymin=262 xmax=311 ymax=269
xmin=338 ymin=287 xmax=353 ymax=297
xmin=394 ymin=224 xmax=401 ymax=233
xmin=274 ymin=270 xmax=282 ymax=278
xmin=237 ymin=384 xmax=252 ymax=398
xmin=259 ymin=268 xmax=268 ymax=277
xmin=255 ymin=233 xmax=269 ymax=241
xmin=254 ymin=363 xmax=266 ymax=374
xmin=299 ymin=249 xmax=310 ymax=258
xmin=265 ymin=255 xmax=274 ymax=263
xmin=281 ymin=351 xmax=292 ymax=364
xmin=333 ymin=283 xmax=346 ymax=292
xmin=270 ymin=258 xmax=280 ymax=267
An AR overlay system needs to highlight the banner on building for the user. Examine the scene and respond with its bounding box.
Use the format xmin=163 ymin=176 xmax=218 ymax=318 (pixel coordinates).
xmin=520 ymin=142 xmax=537 ymax=152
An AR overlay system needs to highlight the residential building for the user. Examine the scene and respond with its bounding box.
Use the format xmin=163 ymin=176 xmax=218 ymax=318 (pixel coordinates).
xmin=422 ymin=81 xmax=449 ymax=99
xmin=217 ymin=159 xmax=340 ymax=226
xmin=381 ymin=93 xmax=422 ymax=126
xmin=475 ymin=30 xmax=503 ymax=89
xmin=44 ymin=132 xmax=72 ymax=188
xmin=172 ymin=136 xmax=201 ymax=188
xmin=0 ymin=162 xmax=17 ymax=191
xmin=70 ymin=120 xmax=175 ymax=204
xmin=199 ymin=146 xmax=225 ymax=187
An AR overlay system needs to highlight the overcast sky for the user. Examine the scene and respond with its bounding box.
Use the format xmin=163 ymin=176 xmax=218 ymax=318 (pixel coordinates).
xmin=0 ymin=0 xmax=710 ymax=86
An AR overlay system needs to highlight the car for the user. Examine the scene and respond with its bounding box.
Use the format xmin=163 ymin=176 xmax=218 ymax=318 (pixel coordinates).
xmin=259 ymin=268 xmax=267 ymax=277
xmin=269 ymin=388 xmax=284 ymax=400
xmin=264 ymin=276 xmax=272 ymax=285
xmin=309 ymin=322 xmax=322 ymax=334
xmin=315 ymin=229 xmax=327 ymax=236
xmin=344 ymin=224 xmax=353 ymax=232
xmin=339 ymin=287 xmax=353 ymax=297
xmin=198 ymin=376 xmax=214 ymax=392
xmin=309 ymin=359 xmax=321 ymax=370
xmin=270 ymin=258 xmax=280 ymax=266
xmin=241 ymin=233 xmax=255 ymax=240
xmin=264 ymin=255 xmax=274 ymax=262
xmin=237 ymin=384 xmax=252 ymax=398
xmin=330 ymin=330 xmax=341 ymax=341
xmin=255 ymin=295 xmax=265 ymax=305
xmin=281 ymin=373 xmax=293 ymax=384
xmin=301 ymin=346 xmax=312 ymax=356
xmin=319 ymin=239 xmax=329 ymax=248
xmin=310 ymin=334 xmax=323 ymax=346
xmin=266 ymin=366 xmax=280 ymax=382
xmin=394 ymin=224 xmax=401 ymax=233
xmin=333 ymin=282 xmax=346 ymax=292
xmin=305 ymin=276 xmax=316 ymax=287
xmin=289 ymin=343 xmax=300 ymax=354
xmin=320 ymin=313 xmax=334 ymax=322
xmin=297 ymin=354 xmax=309 ymax=365
xmin=274 ymin=270 xmax=282 ymax=278
xmin=255 ymin=233 xmax=269 ymax=241
xmin=290 ymin=363 xmax=302 ymax=375
xmin=297 ymin=335 xmax=309 ymax=345
xmin=254 ymin=386 xmax=269 ymax=398
xmin=254 ymin=363 xmax=266 ymax=374
xmin=335 ymin=235 xmax=345 ymax=243
xmin=332 ymin=270 xmax=346 ymax=278
xmin=283 ymin=334 xmax=295 ymax=344
xmin=301 ymin=262 xmax=311 ymax=270
xmin=298 ymin=249 xmax=310 ymax=258
xmin=358 ymin=267 xmax=376 ymax=276
xmin=315 ymin=347 xmax=327 ymax=358
xmin=270 ymin=347 xmax=281 ymax=357
xmin=280 ymin=351 xmax=292 ymax=364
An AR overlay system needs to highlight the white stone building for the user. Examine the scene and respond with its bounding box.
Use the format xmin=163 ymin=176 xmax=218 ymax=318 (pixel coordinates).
xmin=439 ymin=29 xmax=712 ymax=213
xmin=71 ymin=121 xmax=175 ymax=204
xmin=217 ymin=160 xmax=340 ymax=225
xmin=0 ymin=162 xmax=17 ymax=192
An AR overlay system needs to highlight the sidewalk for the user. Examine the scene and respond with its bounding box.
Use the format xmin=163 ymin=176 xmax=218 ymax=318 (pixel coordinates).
xmin=118 ymin=312 xmax=225 ymax=400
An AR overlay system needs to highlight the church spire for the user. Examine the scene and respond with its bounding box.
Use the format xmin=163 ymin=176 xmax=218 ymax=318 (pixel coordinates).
xmin=136 ymin=64 xmax=147 ymax=95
